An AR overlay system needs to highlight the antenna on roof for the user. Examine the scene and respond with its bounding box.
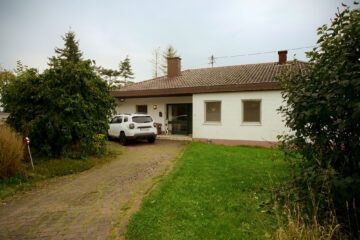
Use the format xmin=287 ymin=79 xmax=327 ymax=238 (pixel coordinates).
xmin=208 ymin=55 xmax=215 ymax=67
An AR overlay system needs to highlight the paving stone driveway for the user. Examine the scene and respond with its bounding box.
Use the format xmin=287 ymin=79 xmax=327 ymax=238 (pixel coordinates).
xmin=0 ymin=140 xmax=186 ymax=240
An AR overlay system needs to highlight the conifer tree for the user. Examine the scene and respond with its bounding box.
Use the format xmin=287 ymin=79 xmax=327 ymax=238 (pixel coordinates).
xmin=160 ymin=45 xmax=179 ymax=75
xmin=119 ymin=56 xmax=134 ymax=86
xmin=98 ymin=67 xmax=121 ymax=88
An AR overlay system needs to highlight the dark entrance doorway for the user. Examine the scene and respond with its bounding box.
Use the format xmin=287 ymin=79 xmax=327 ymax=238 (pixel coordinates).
xmin=166 ymin=103 xmax=192 ymax=135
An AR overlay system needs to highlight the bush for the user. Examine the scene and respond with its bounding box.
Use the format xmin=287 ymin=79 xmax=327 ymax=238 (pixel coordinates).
xmin=1 ymin=32 xmax=116 ymax=157
xmin=277 ymin=3 xmax=360 ymax=238
xmin=0 ymin=125 xmax=25 ymax=178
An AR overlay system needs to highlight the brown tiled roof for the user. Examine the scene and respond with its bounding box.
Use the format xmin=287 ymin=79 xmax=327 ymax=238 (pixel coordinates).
xmin=112 ymin=60 xmax=308 ymax=98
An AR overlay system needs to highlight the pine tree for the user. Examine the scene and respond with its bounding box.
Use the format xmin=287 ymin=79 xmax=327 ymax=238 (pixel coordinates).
xmin=160 ymin=45 xmax=179 ymax=76
xmin=98 ymin=67 xmax=121 ymax=88
xmin=119 ymin=56 xmax=134 ymax=86
xmin=54 ymin=31 xmax=82 ymax=63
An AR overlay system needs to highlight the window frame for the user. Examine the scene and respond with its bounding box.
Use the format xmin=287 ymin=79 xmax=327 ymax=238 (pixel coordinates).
xmin=132 ymin=115 xmax=153 ymax=123
xmin=136 ymin=105 xmax=148 ymax=114
xmin=241 ymin=99 xmax=262 ymax=125
xmin=110 ymin=117 xmax=117 ymax=124
xmin=116 ymin=116 xmax=123 ymax=123
xmin=204 ymin=100 xmax=222 ymax=124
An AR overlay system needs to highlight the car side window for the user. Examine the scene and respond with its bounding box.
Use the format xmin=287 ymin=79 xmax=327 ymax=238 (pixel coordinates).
xmin=116 ymin=116 xmax=123 ymax=123
xmin=110 ymin=117 xmax=117 ymax=123
xmin=124 ymin=117 xmax=128 ymax=122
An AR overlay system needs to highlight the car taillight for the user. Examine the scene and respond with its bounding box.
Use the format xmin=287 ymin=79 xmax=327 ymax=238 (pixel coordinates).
xmin=153 ymin=122 xmax=156 ymax=128
xmin=129 ymin=123 xmax=135 ymax=129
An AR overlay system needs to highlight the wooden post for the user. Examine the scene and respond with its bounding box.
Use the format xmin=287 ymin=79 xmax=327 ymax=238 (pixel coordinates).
xmin=24 ymin=137 xmax=34 ymax=170
xmin=27 ymin=145 xmax=34 ymax=170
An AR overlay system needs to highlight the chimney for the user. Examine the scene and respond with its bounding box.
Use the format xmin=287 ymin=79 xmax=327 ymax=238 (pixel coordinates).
xmin=167 ymin=57 xmax=181 ymax=77
xmin=278 ymin=50 xmax=288 ymax=64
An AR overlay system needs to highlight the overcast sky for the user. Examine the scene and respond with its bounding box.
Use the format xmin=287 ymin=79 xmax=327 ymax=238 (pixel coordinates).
xmin=0 ymin=0 xmax=355 ymax=82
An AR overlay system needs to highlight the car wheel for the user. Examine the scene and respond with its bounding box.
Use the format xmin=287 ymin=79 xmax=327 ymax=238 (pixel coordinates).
xmin=119 ymin=132 xmax=128 ymax=146
xmin=148 ymin=137 xmax=156 ymax=143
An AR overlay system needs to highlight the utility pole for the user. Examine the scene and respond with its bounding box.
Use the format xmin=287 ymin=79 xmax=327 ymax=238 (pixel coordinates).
xmin=209 ymin=55 xmax=215 ymax=67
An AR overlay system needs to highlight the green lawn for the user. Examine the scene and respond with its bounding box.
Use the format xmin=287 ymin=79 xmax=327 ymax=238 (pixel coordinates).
xmin=126 ymin=142 xmax=288 ymax=240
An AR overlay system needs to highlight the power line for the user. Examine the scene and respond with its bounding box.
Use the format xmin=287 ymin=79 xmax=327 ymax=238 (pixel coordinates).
xmin=185 ymin=45 xmax=317 ymax=69
xmin=213 ymin=45 xmax=316 ymax=60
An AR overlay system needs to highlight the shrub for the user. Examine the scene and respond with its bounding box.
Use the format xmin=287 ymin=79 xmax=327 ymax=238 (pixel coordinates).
xmin=90 ymin=133 xmax=107 ymax=155
xmin=0 ymin=125 xmax=25 ymax=178
xmin=2 ymin=32 xmax=116 ymax=157
xmin=277 ymin=3 xmax=360 ymax=237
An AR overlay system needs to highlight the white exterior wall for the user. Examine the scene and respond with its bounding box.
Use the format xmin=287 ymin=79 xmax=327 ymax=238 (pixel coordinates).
xmin=115 ymin=96 xmax=192 ymax=131
xmin=192 ymin=91 xmax=288 ymax=142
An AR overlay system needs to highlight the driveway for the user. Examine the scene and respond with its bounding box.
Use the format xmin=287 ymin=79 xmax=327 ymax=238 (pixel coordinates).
xmin=0 ymin=140 xmax=187 ymax=240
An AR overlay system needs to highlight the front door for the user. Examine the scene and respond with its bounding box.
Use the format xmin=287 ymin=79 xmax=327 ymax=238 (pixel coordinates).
xmin=167 ymin=103 xmax=192 ymax=135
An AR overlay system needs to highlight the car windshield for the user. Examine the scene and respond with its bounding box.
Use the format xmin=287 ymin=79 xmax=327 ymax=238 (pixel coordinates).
xmin=132 ymin=116 xmax=153 ymax=123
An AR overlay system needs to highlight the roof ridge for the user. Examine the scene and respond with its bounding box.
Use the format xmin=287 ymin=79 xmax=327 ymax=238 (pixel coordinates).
xmin=184 ymin=61 xmax=281 ymax=72
xmin=183 ymin=60 xmax=304 ymax=72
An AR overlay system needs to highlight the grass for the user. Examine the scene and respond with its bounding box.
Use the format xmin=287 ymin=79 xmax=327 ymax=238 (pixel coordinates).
xmin=126 ymin=142 xmax=288 ymax=240
xmin=0 ymin=141 xmax=122 ymax=200
xmin=275 ymin=204 xmax=341 ymax=240
xmin=0 ymin=124 xmax=25 ymax=178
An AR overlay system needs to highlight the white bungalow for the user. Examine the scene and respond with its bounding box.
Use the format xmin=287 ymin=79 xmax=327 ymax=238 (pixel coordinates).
xmin=111 ymin=51 xmax=307 ymax=147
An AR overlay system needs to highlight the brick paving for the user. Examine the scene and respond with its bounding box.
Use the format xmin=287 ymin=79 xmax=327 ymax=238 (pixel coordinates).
xmin=0 ymin=140 xmax=186 ymax=240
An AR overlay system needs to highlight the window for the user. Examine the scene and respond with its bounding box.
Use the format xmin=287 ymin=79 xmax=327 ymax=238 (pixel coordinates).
xmin=116 ymin=116 xmax=122 ymax=123
xmin=110 ymin=116 xmax=122 ymax=123
xmin=132 ymin=116 xmax=152 ymax=123
xmin=124 ymin=116 xmax=128 ymax=122
xmin=136 ymin=105 xmax=147 ymax=114
xmin=205 ymin=101 xmax=221 ymax=122
xmin=243 ymin=100 xmax=261 ymax=123
xmin=110 ymin=117 xmax=117 ymax=123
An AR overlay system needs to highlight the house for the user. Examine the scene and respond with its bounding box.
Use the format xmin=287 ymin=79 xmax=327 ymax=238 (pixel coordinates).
xmin=111 ymin=51 xmax=307 ymax=147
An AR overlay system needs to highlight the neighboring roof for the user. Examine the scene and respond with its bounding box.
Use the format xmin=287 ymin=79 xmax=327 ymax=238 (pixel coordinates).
xmin=112 ymin=60 xmax=308 ymax=98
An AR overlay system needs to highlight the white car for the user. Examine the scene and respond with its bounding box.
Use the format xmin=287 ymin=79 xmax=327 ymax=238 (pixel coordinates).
xmin=108 ymin=114 xmax=157 ymax=145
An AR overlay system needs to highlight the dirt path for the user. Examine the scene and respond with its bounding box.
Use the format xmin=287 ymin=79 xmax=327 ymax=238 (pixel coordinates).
xmin=0 ymin=140 xmax=187 ymax=240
